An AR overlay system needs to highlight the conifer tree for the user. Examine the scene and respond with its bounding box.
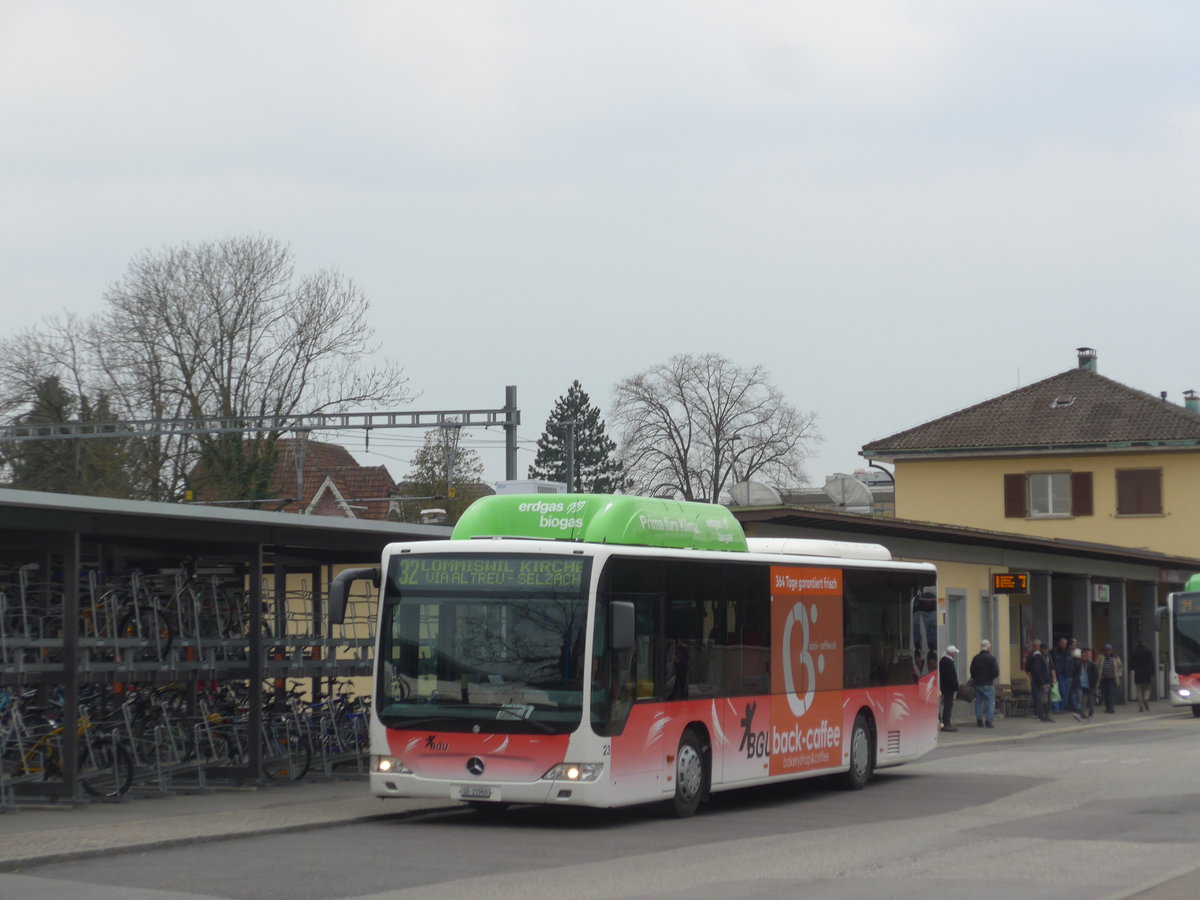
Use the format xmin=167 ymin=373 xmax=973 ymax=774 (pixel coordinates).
xmin=528 ymin=381 xmax=626 ymax=493
xmin=1 ymin=376 xmax=133 ymax=497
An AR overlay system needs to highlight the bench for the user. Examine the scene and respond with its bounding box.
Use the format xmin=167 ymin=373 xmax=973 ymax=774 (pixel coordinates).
xmin=1000 ymin=679 xmax=1032 ymax=717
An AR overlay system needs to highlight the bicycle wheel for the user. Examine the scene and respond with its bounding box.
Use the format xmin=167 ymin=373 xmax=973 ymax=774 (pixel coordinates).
xmin=193 ymin=727 xmax=236 ymax=766
xmin=343 ymin=711 xmax=369 ymax=754
xmin=117 ymin=606 xmax=174 ymax=661
xmin=80 ymin=739 xmax=134 ymax=798
xmin=1 ymin=739 xmax=26 ymax=781
xmin=261 ymin=718 xmax=312 ymax=782
xmin=212 ymin=587 xmax=240 ymax=637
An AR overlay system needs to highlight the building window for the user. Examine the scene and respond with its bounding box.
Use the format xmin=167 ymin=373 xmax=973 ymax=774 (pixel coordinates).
xmin=1116 ymin=469 xmax=1162 ymax=515
xmin=1029 ymin=473 xmax=1070 ymax=516
xmin=1004 ymin=472 xmax=1093 ymax=518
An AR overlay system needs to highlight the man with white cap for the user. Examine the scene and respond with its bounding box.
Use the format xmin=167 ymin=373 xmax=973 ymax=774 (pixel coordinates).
xmin=939 ymin=645 xmax=960 ymax=731
xmin=969 ymin=639 xmax=1001 ymax=727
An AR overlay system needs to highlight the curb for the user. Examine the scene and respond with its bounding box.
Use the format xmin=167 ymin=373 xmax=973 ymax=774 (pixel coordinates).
xmin=938 ymin=708 xmax=1178 ymax=747
xmin=0 ymin=800 xmax=460 ymax=872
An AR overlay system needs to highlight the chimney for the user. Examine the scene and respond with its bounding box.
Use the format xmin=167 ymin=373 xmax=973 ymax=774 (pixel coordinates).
xmin=1076 ymin=347 xmax=1097 ymax=372
xmin=1185 ymin=390 xmax=1199 ymax=413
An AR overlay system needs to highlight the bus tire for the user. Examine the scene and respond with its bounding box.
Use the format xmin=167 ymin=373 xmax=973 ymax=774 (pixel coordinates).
xmin=843 ymin=712 xmax=874 ymax=791
xmin=670 ymin=729 xmax=706 ymax=817
xmin=1192 ymin=705 xmax=1200 ymax=718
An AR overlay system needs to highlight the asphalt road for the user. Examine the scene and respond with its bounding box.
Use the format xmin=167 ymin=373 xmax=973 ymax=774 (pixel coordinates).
xmin=6 ymin=713 xmax=1200 ymax=900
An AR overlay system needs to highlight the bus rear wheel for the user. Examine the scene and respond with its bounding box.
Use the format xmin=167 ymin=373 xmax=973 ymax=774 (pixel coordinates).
xmin=843 ymin=712 xmax=874 ymax=790
xmin=670 ymin=729 xmax=706 ymax=817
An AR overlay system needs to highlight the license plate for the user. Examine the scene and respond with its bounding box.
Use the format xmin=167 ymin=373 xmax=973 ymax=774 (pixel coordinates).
xmin=456 ymin=784 xmax=497 ymax=800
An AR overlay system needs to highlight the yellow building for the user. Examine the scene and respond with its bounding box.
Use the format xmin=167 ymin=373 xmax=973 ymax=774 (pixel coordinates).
xmin=852 ymin=347 xmax=1200 ymax=700
xmin=862 ymin=348 xmax=1200 ymax=559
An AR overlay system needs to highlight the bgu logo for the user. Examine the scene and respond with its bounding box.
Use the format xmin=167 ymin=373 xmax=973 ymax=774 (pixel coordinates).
xmin=424 ymin=735 xmax=449 ymax=751
xmin=739 ymin=702 xmax=770 ymax=759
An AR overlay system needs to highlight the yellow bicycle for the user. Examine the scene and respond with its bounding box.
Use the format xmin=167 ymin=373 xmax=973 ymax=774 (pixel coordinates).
xmin=2 ymin=707 xmax=134 ymax=798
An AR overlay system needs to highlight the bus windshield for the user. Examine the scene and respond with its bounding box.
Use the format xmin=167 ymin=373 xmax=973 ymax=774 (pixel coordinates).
xmin=377 ymin=553 xmax=592 ymax=734
xmin=1173 ymin=595 xmax=1200 ymax=676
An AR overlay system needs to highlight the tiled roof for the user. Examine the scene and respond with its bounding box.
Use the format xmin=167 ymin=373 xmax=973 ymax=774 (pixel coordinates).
xmin=862 ymin=367 xmax=1200 ymax=459
xmin=188 ymin=438 xmax=399 ymax=519
xmin=273 ymin=439 xmax=397 ymax=520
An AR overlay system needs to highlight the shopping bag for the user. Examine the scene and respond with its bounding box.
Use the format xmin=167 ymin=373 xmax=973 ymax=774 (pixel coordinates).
xmin=1050 ymin=681 xmax=1061 ymax=703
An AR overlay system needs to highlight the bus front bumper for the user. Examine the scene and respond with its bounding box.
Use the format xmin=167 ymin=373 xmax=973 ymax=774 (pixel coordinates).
xmin=370 ymin=766 xmax=611 ymax=808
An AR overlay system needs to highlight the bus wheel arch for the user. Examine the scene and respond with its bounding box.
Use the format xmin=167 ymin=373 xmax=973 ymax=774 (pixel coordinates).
xmin=669 ymin=724 xmax=710 ymax=817
xmin=843 ymin=708 xmax=876 ymax=791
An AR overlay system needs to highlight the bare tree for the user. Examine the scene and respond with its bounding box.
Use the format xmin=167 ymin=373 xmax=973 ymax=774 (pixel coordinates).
xmin=0 ymin=235 xmax=411 ymax=501
xmin=611 ymin=353 xmax=818 ymax=501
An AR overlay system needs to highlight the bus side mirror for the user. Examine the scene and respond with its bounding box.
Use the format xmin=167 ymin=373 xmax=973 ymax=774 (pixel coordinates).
xmin=611 ymin=601 xmax=635 ymax=651
xmin=328 ymin=567 xmax=380 ymax=625
xmin=1155 ymin=605 xmax=1168 ymax=629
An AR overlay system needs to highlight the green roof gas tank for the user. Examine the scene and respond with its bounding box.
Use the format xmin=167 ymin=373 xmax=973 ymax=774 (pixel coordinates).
xmin=451 ymin=494 xmax=748 ymax=552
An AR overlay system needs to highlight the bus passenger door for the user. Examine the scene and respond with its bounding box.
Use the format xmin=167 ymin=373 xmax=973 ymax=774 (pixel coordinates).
xmin=604 ymin=595 xmax=668 ymax=798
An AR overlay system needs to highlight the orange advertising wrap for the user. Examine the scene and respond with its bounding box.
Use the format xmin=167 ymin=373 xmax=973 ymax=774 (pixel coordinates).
xmin=768 ymin=566 xmax=845 ymax=777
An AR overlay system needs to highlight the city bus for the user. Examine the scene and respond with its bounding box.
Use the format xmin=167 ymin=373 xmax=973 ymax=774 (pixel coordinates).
xmin=1161 ymin=575 xmax=1200 ymax=717
xmin=329 ymin=494 xmax=939 ymax=816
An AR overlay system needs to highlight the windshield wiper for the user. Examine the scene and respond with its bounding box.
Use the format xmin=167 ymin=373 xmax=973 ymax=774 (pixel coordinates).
xmin=383 ymin=716 xmax=461 ymax=730
xmin=386 ymin=708 xmax=558 ymax=733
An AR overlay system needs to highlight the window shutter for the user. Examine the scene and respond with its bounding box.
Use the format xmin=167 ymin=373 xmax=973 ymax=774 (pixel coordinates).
xmin=1071 ymin=472 xmax=1093 ymax=517
xmin=1004 ymin=474 xmax=1027 ymax=518
xmin=1117 ymin=469 xmax=1162 ymax=515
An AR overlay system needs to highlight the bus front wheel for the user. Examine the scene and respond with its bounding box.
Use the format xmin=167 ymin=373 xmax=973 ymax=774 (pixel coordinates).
xmin=843 ymin=712 xmax=874 ymax=790
xmin=670 ymin=729 xmax=706 ymax=817
xmin=1192 ymin=705 xmax=1200 ymax=718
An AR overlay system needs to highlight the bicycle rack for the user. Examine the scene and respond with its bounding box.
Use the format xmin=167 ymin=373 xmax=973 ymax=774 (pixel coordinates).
xmin=1 ymin=559 xmax=375 ymax=809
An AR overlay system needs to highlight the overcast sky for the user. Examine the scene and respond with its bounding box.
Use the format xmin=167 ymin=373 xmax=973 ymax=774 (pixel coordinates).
xmin=3 ymin=1 xmax=1199 ymax=491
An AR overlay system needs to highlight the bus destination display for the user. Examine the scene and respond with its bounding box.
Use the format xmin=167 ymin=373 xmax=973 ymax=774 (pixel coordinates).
xmin=1177 ymin=593 xmax=1200 ymax=615
xmin=992 ymin=572 xmax=1029 ymax=594
xmin=395 ymin=556 xmax=585 ymax=590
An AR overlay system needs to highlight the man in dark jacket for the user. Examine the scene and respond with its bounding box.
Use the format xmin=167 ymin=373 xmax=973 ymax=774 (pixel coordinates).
xmin=1027 ymin=640 xmax=1054 ymax=722
xmin=969 ymin=639 xmax=1001 ymax=727
xmin=1050 ymin=637 xmax=1073 ymax=713
xmin=1130 ymin=638 xmax=1155 ymax=711
xmin=939 ymin=646 xmax=960 ymax=731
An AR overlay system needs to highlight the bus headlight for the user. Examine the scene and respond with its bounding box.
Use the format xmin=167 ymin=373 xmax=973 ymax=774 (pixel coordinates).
xmin=373 ymin=756 xmax=412 ymax=775
xmin=544 ymin=763 xmax=604 ymax=782
xmin=1176 ymin=688 xmax=1192 ymax=700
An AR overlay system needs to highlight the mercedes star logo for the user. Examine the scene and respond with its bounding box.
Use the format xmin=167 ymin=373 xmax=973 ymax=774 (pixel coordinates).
xmin=467 ymin=757 xmax=485 ymax=776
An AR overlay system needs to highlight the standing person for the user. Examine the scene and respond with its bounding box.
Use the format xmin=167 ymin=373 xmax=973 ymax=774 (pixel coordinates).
xmin=1066 ymin=638 xmax=1080 ymax=711
xmin=1069 ymin=646 xmax=1083 ymax=713
xmin=1074 ymin=648 xmax=1097 ymax=720
xmin=1098 ymin=644 xmax=1124 ymax=713
xmin=1028 ymin=639 xmax=1054 ymax=722
xmin=1050 ymin=637 xmax=1073 ymax=714
xmin=969 ymin=639 xmax=1000 ymax=728
xmin=1130 ymin=638 xmax=1154 ymax=712
xmin=939 ymin=646 xmax=960 ymax=731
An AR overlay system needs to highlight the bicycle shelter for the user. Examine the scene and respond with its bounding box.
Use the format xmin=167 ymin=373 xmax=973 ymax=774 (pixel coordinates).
xmin=0 ymin=488 xmax=448 ymax=806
